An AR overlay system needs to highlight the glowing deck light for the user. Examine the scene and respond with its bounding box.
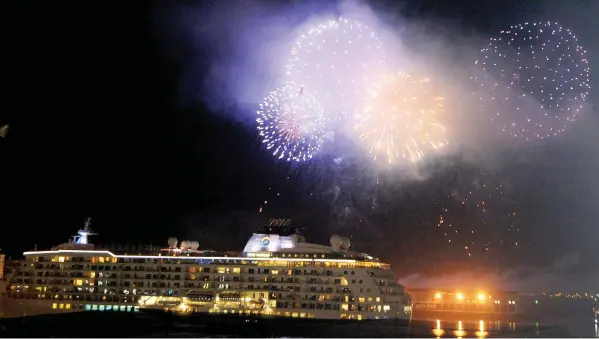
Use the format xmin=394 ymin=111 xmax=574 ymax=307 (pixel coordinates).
xmin=435 ymin=292 xmax=442 ymax=299
xmin=457 ymin=293 xmax=464 ymax=300
xmin=22 ymin=249 xmax=362 ymax=263
xmin=478 ymin=293 xmax=486 ymax=301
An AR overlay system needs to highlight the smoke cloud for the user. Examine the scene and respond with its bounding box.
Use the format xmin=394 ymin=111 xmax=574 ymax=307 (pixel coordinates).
xmin=399 ymin=251 xmax=599 ymax=293
xmin=158 ymin=0 xmax=547 ymax=180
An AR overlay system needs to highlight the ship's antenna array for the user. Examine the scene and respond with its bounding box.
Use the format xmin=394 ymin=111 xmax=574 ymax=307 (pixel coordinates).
xmin=72 ymin=217 xmax=97 ymax=245
xmin=84 ymin=217 xmax=92 ymax=230
xmin=267 ymin=218 xmax=292 ymax=227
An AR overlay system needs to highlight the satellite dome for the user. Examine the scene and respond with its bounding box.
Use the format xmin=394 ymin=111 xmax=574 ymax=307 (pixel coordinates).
xmin=180 ymin=240 xmax=190 ymax=249
xmin=190 ymin=241 xmax=199 ymax=250
xmin=167 ymin=237 xmax=178 ymax=248
xmin=330 ymin=235 xmax=351 ymax=252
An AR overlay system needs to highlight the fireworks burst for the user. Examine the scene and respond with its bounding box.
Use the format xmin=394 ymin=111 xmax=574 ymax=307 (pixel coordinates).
xmin=286 ymin=17 xmax=386 ymax=122
xmin=257 ymin=83 xmax=326 ymax=162
xmin=354 ymin=72 xmax=447 ymax=164
xmin=473 ymin=21 xmax=591 ymax=140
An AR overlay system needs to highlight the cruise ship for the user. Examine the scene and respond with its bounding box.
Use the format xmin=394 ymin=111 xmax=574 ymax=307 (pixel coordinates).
xmin=0 ymin=218 xmax=413 ymax=322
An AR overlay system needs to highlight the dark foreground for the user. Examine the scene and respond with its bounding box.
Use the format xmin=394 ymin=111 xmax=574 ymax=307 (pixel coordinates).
xmin=1 ymin=310 xmax=585 ymax=338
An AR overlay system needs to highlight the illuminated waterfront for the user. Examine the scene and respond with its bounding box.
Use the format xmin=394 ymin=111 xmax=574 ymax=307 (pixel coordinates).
xmin=409 ymin=313 xmax=598 ymax=338
xmin=406 ymin=289 xmax=598 ymax=337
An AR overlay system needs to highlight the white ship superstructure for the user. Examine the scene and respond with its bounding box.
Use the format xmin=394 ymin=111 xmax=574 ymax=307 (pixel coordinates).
xmin=1 ymin=218 xmax=412 ymax=320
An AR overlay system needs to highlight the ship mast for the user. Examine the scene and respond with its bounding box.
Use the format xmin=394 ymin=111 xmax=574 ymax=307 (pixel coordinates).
xmin=73 ymin=217 xmax=96 ymax=245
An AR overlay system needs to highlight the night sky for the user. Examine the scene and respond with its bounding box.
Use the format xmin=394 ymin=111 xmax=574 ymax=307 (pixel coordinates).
xmin=1 ymin=0 xmax=597 ymax=292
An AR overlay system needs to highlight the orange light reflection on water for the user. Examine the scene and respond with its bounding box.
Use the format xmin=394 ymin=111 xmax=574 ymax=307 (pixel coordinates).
xmin=431 ymin=319 xmax=445 ymax=337
xmin=453 ymin=320 xmax=467 ymax=338
xmin=428 ymin=317 xmax=597 ymax=338
xmin=432 ymin=319 xmax=492 ymax=338
xmin=475 ymin=320 xmax=488 ymax=338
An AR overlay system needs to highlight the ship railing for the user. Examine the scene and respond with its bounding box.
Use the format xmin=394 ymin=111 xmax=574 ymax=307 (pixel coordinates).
xmin=6 ymin=289 xmax=397 ymax=305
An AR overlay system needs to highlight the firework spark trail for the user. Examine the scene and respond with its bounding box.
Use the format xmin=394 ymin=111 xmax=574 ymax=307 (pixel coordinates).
xmin=472 ymin=21 xmax=591 ymax=140
xmin=354 ymin=72 xmax=447 ymax=165
xmin=437 ymin=174 xmax=519 ymax=262
xmin=256 ymin=83 xmax=326 ymax=162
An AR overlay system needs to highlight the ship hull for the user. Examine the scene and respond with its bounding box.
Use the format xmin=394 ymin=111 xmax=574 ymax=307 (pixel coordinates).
xmin=1 ymin=298 xmax=80 ymax=319
xmin=1 ymin=297 xmax=411 ymax=321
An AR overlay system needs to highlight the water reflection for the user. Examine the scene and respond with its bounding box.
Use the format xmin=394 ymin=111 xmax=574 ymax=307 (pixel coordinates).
xmin=475 ymin=320 xmax=488 ymax=338
xmin=429 ymin=319 xmax=503 ymax=338
xmin=453 ymin=320 xmax=467 ymax=338
xmin=426 ymin=317 xmax=597 ymax=337
xmin=432 ymin=319 xmax=489 ymax=338
xmin=432 ymin=319 xmax=445 ymax=337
